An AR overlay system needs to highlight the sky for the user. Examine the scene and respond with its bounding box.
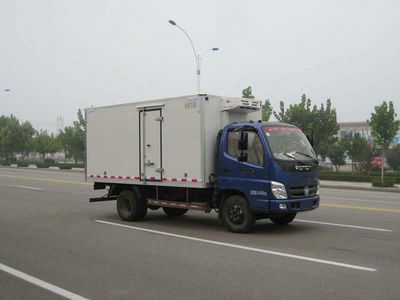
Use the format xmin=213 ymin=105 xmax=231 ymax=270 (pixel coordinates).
xmin=1 ymin=0 xmax=399 ymax=131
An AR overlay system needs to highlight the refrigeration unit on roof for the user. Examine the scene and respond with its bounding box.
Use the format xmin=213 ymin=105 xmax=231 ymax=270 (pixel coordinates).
xmin=221 ymin=97 xmax=261 ymax=113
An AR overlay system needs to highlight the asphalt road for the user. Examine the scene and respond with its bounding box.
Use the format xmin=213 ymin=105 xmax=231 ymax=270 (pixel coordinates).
xmin=1 ymin=167 xmax=399 ymax=300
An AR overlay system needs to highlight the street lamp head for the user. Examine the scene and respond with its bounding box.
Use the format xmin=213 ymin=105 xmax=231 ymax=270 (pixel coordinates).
xmin=4 ymin=89 xmax=10 ymax=92
xmin=168 ymin=20 xmax=177 ymax=26
xmin=212 ymin=48 xmax=219 ymax=51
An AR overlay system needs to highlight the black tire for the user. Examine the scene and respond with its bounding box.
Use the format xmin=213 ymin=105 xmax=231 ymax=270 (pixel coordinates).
xmin=162 ymin=207 xmax=188 ymax=216
xmin=221 ymin=195 xmax=255 ymax=233
xmin=270 ymin=213 xmax=296 ymax=225
xmin=117 ymin=190 xmax=147 ymax=221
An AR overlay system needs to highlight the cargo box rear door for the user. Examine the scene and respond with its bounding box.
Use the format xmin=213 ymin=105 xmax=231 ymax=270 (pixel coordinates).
xmin=139 ymin=108 xmax=163 ymax=181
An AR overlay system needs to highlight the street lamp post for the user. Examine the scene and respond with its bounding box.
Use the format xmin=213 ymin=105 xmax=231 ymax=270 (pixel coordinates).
xmin=168 ymin=20 xmax=219 ymax=93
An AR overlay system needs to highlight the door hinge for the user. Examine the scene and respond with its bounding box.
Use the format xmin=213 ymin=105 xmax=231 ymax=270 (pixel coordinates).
xmin=155 ymin=116 xmax=164 ymax=122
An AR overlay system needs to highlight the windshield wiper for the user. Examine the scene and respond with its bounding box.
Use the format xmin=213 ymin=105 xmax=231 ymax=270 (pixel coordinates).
xmin=283 ymin=153 xmax=307 ymax=165
xmin=293 ymin=151 xmax=318 ymax=164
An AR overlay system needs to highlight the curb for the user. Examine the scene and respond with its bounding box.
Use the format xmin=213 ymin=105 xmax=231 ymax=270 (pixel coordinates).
xmin=320 ymin=184 xmax=400 ymax=193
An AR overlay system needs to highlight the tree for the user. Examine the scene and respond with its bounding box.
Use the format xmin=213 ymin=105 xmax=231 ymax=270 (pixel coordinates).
xmin=58 ymin=109 xmax=86 ymax=162
xmin=386 ymin=144 xmax=400 ymax=171
xmin=327 ymin=140 xmax=346 ymax=173
xmin=341 ymin=133 xmax=375 ymax=173
xmin=20 ymin=121 xmax=36 ymax=158
xmin=274 ymin=95 xmax=312 ymax=129
xmin=312 ymin=99 xmax=340 ymax=158
xmin=368 ymin=101 xmax=400 ymax=182
xmin=242 ymin=86 xmax=273 ymax=121
xmin=57 ymin=127 xmax=74 ymax=160
xmin=242 ymin=86 xmax=255 ymax=99
xmin=262 ymin=100 xmax=272 ymax=121
xmin=273 ymin=94 xmax=339 ymax=157
xmin=0 ymin=116 xmax=38 ymax=161
xmin=0 ymin=115 xmax=25 ymax=162
xmin=34 ymin=130 xmax=59 ymax=160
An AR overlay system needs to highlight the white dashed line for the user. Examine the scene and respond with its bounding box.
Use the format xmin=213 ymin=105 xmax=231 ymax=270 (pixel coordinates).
xmin=295 ymin=219 xmax=392 ymax=232
xmin=323 ymin=196 xmax=400 ymax=205
xmin=0 ymin=183 xmax=43 ymax=191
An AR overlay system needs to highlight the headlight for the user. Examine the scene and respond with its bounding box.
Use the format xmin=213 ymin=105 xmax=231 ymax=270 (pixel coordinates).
xmin=316 ymin=179 xmax=320 ymax=195
xmin=271 ymin=181 xmax=288 ymax=199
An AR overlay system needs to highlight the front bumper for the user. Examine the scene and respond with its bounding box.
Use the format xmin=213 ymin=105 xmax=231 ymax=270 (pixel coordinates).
xmin=253 ymin=195 xmax=320 ymax=213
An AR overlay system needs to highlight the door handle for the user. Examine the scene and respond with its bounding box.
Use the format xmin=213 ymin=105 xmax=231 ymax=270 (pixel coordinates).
xmin=145 ymin=160 xmax=155 ymax=166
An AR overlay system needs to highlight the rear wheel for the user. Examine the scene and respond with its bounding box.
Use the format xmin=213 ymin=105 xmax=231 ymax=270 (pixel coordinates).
xmin=117 ymin=190 xmax=147 ymax=221
xmin=221 ymin=195 xmax=255 ymax=233
xmin=162 ymin=207 xmax=188 ymax=216
xmin=270 ymin=213 xmax=296 ymax=225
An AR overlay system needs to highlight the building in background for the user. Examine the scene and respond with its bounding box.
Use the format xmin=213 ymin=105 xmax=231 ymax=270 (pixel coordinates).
xmin=392 ymin=132 xmax=400 ymax=145
xmin=338 ymin=121 xmax=399 ymax=147
xmin=325 ymin=121 xmax=400 ymax=171
xmin=338 ymin=121 xmax=372 ymax=141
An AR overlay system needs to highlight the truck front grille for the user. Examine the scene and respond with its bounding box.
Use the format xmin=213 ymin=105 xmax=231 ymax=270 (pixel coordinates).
xmin=289 ymin=184 xmax=317 ymax=198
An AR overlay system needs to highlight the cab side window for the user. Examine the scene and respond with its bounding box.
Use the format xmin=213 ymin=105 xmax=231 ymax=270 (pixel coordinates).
xmin=227 ymin=131 xmax=240 ymax=158
xmin=227 ymin=130 xmax=264 ymax=166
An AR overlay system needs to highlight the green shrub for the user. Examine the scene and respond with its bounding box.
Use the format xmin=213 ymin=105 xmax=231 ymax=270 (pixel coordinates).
xmin=59 ymin=165 xmax=72 ymax=170
xmin=319 ymin=170 xmax=400 ymax=176
xmin=1 ymin=162 xmax=11 ymax=166
xmin=17 ymin=163 xmax=29 ymax=167
xmin=44 ymin=158 xmax=55 ymax=164
xmin=59 ymin=163 xmax=84 ymax=168
xmin=319 ymin=174 xmax=372 ymax=182
xmin=70 ymin=163 xmax=84 ymax=168
xmin=319 ymin=170 xmax=400 ymax=183
xmin=372 ymin=178 xmax=395 ymax=187
xmin=36 ymin=163 xmax=49 ymax=168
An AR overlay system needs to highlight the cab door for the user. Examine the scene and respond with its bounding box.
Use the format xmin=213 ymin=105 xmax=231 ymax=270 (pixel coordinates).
xmin=218 ymin=126 xmax=269 ymax=209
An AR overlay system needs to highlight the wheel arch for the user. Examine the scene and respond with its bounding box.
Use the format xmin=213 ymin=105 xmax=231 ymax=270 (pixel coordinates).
xmin=219 ymin=189 xmax=248 ymax=211
xmin=110 ymin=184 xmax=142 ymax=200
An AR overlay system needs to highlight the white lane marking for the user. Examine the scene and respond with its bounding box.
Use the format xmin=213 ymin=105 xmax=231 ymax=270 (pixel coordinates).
xmin=322 ymin=196 xmax=400 ymax=205
xmin=95 ymin=220 xmax=376 ymax=272
xmin=0 ymin=263 xmax=89 ymax=300
xmin=295 ymin=219 xmax=392 ymax=232
xmin=0 ymin=183 xmax=43 ymax=191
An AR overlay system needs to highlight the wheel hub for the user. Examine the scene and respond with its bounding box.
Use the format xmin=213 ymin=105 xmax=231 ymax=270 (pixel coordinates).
xmin=228 ymin=204 xmax=244 ymax=224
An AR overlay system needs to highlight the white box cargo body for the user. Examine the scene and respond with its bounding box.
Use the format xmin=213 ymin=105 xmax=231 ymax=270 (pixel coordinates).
xmin=86 ymin=94 xmax=261 ymax=188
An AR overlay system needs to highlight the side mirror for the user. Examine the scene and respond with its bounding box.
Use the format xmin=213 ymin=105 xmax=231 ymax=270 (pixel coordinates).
xmin=238 ymin=152 xmax=248 ymax=162
xmin=238 ymin=131 xmax=248 ymax=151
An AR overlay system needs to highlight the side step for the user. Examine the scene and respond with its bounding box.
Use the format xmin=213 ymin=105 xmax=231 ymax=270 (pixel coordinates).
xmin=146 ymin=199 xmax=209 ymax=211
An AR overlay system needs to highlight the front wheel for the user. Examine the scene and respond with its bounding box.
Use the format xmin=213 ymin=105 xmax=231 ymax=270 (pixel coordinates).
xmin=221 ymin=195 xmax=255 ymax=233
xmin=270 ymin=213 xmax=297 ymax=225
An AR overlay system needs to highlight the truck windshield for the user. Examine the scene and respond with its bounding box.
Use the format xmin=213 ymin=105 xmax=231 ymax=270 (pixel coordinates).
xmin=263 ymin=126 xmax=317 ymax=161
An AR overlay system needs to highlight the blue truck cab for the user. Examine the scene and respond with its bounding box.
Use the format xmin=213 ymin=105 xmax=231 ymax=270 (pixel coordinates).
xmin=216 ymin=121 xmax=319 ymax=232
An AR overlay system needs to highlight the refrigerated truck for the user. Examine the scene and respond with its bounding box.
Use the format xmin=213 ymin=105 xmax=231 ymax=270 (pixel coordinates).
xmin=86 ymin=94 xmax=320 ymax=233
